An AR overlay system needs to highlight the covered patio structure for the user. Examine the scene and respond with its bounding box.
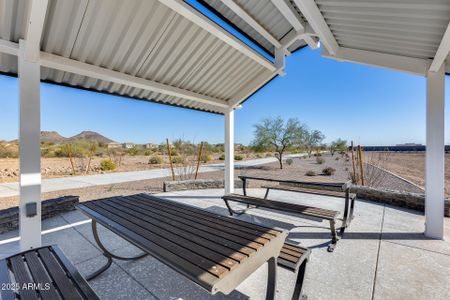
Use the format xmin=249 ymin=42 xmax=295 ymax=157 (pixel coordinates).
xmin=0 ymin=0 xmax=448 ymax=268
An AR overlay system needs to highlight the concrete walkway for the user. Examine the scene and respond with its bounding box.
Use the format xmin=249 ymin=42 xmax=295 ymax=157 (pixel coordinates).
xmin=0 ymin=154 xmax=302 ymax=198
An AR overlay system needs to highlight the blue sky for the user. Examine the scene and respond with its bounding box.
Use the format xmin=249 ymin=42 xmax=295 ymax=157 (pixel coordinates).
xmin=0 ymin=0 xmax=449 ymax=146
xmin=1 ymin=49 xmax=448 ymax=146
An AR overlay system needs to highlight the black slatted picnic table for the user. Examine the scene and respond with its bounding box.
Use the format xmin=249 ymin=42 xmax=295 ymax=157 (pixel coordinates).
xmin=76 ymin=193 xmax=288 ymax=298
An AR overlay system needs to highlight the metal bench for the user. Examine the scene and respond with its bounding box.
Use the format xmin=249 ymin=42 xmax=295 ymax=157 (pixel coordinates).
xmin=262 ymin=185 xmax=356 ymax=233
xmin=222 ymin=193 xmax=340 ymax=252
xmin=278 ymin=243 xmax=310 ymax=300
xmin=77 ymin=193 xmax=288 ymax=299
xmin=239 ymin=176 xmax=355 ymax=233
xmin=0 ymin=245 xmax=99 ymax=300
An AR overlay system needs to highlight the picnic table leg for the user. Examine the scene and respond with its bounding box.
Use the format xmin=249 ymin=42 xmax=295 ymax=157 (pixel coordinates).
xmin=86 ymin=220 xmax=148 ymax=280
xmin=291 ymin=258 xmax=308 ymax=300
xmin=242 ymin=178 xmax=247 ymax=196
xmin=339 ymin=189 xmax=350 ymax=235
xmin=264 ymin=188 xmax=270 ymax=199
xmin=266 ymin=257 xmax=277 ymax=300
xmin=327 ymin=220 xmax=338 ymax=252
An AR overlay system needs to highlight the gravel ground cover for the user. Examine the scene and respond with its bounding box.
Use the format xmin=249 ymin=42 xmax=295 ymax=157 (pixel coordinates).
xmin=0 ymin=153 xmax=423 ymax=210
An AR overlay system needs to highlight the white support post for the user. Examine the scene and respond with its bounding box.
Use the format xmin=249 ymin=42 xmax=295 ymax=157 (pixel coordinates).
xmin=18 ymin=39 xmax=42 ymax=250
xmin=224 ymin=109 xmax=235 ymax=194
xmin=425 ymin=63 xmax=446 ymax=239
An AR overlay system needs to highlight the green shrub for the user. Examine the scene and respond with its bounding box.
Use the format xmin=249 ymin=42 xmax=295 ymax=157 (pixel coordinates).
xmin=286 ymin=158 xmax=294 ymax=166
xmin=202 ymin=154 xmax=214 ymax=163
xmin=100 ymin=159 xmax=116 ymax=171
xmin=322 ymin=167 xmax=336 ymax=176
xmin=149 ymin=155 xmax=163 ymax=164
xmin=171 ymin=156 xmax=185 ymax=164
xmin=127 ymin=146 xmax=139 ymax=156
xmin=256 ymin=153 xmax=263 ymax=158
xmin=265 ymin=153 xmax=272 ymax=157
xmin=234 ymin=154 xmax=244 ymax=161
xmin=316 ymin=157 xmax=325 ymax=164
xmin=144 ymin=150 xmax=152 ymax=156
xmin=219 ymin=153 xmax=225 ymax=160
xmin=305 ymin=170 xmax=316 ymax=176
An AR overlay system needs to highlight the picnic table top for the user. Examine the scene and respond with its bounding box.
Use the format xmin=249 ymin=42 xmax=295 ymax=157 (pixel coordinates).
xmin=238 ymin=175 xmax=351 ymax=191
xmin=77 ymin=193 xmax=287 ymax=295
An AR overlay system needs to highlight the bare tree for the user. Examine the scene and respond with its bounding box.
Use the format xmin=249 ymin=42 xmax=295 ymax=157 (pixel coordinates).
xmin=329 ymin=138 xmax=347 ymax=156
xmin=252 ymin=117 xmax=306 ymax=169
xmin=304 ymin=130 xmax=325 ymax=157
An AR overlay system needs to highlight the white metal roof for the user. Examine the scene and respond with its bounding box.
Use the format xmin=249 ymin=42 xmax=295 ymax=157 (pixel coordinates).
xmin=199 ymin=0 xmax=307 ymax=55
xmin=0 ymin=0 xmax=449 ymax=116
xmin=0 ymin=0 xmax=278 ymax=114
xmin=203 ymin=0 xmax=450 ymax=75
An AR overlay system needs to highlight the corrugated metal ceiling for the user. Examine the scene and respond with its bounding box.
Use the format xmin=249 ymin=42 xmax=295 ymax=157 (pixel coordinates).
xmin=0 ymin=0 xmax=275 ymax=114
xmin=200 ymin=0 xmax=307 ymax=54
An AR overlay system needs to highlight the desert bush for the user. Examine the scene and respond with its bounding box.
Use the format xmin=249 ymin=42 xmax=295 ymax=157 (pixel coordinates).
xmin=265 ymin=153 xmax=272 ymax=157
xmin=316 ymin=157 xmax=325 ymax=164
xmin=127 ymin=146 xmax=139 ymax=156
xmin=149 ymin=155 xmax=163 ymax=164
xmin=144 ymin=150 xmax=152 ymax=156
xmin=234 ymin=154 xmax=244 ymax=161
xmin=348 ymin=171 xmax=360 ymax=184
xmin=286 ymin=158 xmax=294 ymax=166
xmin=171 ymin=156 xmax=185 ymax=164
xmin=305 ymin=170 xmax=316 ymax=176
xmin=322 ymin=167 xmax=336 ymax=176
xmin=219 ymin=153 xmax=225 ymax=160
xmin=335 ymin=157 xmax=339 ymax=160
xmin=256 ymin=153 xmax=263 ymax=158
xmin=202 ymin=154 xmax=214 ymax=163
xmin=100 ymin=159 xmax=116 ymax=171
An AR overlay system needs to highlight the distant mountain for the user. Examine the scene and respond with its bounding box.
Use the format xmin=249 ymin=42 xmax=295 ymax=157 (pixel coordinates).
xmin=40 ymin=131 xmax=67 ymax=144
xmin=38 ymin=130 xmax=115 ymax=144
xmin=68 ymin=131 xmax=115 ymax=144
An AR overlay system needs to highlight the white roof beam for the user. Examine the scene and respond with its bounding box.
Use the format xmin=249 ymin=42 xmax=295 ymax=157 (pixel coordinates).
xmin=39 ymin=53 xmax=230 ymax=109
xmin=429 ymin=21 xmax=450 ymax=72
xmin=229 ymin=71 xmax=277 ymax=108
xmin=25 ymin=0 xmax=48 ymax=62
xmin=271 ymin=0 xmax=319 ymax=49
xmin=322 ymin=46 xmax=431 ymax=76
xmin=157 ymin=0 xmax=275 ymax=72
xmin=0 ymin=39 xmax=229 ymax=111
xmin=221 ymin=0 xmax=281 ymax=49
xmin=293 ymin=0 xmax=339 ymax=55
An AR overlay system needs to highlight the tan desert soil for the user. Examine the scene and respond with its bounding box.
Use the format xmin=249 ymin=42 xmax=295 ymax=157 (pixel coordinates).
xmin=0 ymin=153 xmax=425 ymax=210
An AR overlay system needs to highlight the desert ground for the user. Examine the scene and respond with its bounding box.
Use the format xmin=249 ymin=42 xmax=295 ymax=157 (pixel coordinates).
xmin=0 ymin=153 xmax=263 ymax=182
xmin=0 ymin=152 xmax=433 ymax=210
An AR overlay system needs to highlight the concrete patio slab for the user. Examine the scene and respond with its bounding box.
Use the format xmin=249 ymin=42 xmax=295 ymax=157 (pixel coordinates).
xmin=0 ymin=188 xmax=449 ymax=299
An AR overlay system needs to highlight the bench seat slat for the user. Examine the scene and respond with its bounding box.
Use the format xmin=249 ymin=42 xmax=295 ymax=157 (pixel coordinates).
xmin=10 ymin=255 xmax=39 ymax=300
xmin=23 ymin=251 xmax=61 ymax=300
xmin=94 ymin=201 xmax=241 ymax=271
xmin=37 ymin=248 xmax=84 ymax=300
xmin=107 ymin=197 xmax=256 ymax=258
xmin=137 ymin=193 xmax=281 ymax=235
xmin=127 ymin=196 xmax=272 ymax=245
xmin=108 ymin=197 xmax=264 ymax=251
xmin=87 ymin=202 xmax=229 ymax=278
xmin=277 ymin=243 xmax=310 ymax=272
